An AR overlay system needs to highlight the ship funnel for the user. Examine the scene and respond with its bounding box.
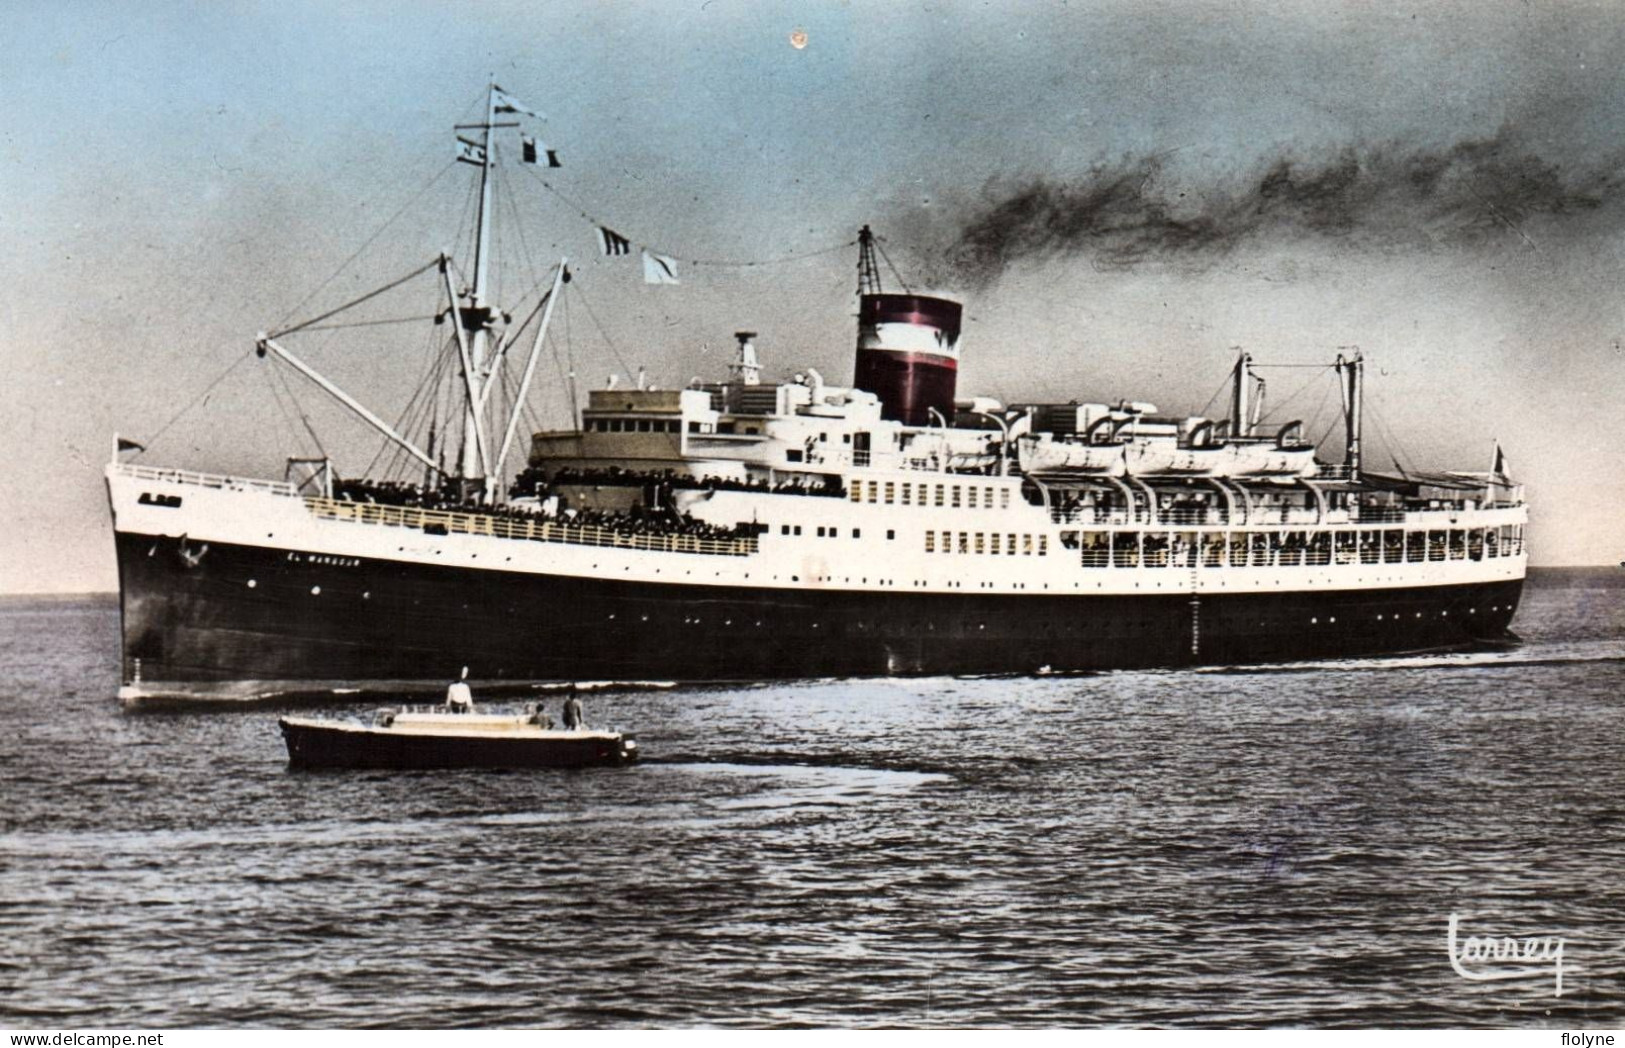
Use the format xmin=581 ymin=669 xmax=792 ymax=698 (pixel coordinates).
xmin=849 ymin=227 xmax=963 ymax=425
xmin=853 ymin=292 xmax=963 ymax=426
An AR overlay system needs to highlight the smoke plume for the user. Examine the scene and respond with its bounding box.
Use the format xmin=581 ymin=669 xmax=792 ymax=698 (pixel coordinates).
xmin=939 ymin=130 xmax=1621 ymax=288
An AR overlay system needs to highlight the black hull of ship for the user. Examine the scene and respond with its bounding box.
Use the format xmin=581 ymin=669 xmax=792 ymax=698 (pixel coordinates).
xmin=117 ymin=531 xmax=1524 ymax=692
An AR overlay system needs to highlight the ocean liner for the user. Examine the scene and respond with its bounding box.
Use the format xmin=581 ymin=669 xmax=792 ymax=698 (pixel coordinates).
xmin=106 ymin=86 xmax=1527 ymax=700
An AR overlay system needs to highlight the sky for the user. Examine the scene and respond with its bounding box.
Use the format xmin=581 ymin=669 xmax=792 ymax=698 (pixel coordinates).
xmin=4 ymin=0 xmax=1625 ymax=592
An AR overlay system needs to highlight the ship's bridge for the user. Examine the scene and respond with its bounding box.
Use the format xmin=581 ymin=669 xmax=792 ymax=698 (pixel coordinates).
xmin=529 ymin=373 xmax=933 ymax=480
xmin=527 ymin=387 xmax=721 ymax=476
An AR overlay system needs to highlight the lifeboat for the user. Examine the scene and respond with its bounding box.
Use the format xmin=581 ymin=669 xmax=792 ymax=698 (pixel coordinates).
xmin=1123 ymin=440 xmax=1225 ymax=476
xmin=1218 ymin=442 xmax=1320 ymax=477
xmin=1018 ymin=436 xmax=1127 ymax=476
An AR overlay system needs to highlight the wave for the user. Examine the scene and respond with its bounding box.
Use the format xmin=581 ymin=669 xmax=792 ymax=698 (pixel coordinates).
xmin=1194 ymin=641 xmax=1625 ymax=676
xmin=645 ymin=753 xmax=958 ymax=778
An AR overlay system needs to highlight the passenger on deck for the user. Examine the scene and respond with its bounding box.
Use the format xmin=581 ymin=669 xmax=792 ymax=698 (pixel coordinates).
xmin=529 ymin=703 xmax=555 ymax=729
xmin=446 ymin=667 xmax=474 ymax=713
xmin=562 ymin=694 xmax=584 ymax=731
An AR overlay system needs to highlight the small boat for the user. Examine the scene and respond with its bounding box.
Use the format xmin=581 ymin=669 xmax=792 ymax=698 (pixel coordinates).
xmin=279 ymin=705 xmax=639 ymax=769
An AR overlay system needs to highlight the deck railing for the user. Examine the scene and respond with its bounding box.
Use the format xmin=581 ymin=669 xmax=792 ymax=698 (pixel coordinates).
xmin=112 ymin=463 xmax=298 ymax=497
xmin=1076 ymin=536 xmax=1520 ymax=570
xmin=304 ymin=497 xmax=758 ymax=557
xmin=1048 ymin=502 xmax=1512 ymax=528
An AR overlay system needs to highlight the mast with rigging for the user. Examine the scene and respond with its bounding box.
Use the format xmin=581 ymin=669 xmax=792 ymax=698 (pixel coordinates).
xmin=256 ymin=82 xmax=562 ymax=504
xmin=1336 ymin=348 xmax=1364 ymax=478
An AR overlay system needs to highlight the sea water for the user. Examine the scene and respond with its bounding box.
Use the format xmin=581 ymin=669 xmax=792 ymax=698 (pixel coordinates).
xmin=2 ymin=569 xmax=1622 ymax=1027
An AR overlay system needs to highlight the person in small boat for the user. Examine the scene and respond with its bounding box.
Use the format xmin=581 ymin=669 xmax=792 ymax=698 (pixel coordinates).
xmin=446 ymin=667 xmax=474 ymax=713
xmin=561 ymin=694 xmax=584 ymax=730
xmin=528 ymin=703 xmax=554 ymax=728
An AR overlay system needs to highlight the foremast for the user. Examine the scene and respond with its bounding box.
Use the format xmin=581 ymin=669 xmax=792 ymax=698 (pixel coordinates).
xmin=255 ymin=82 xmax=565 ymax=504
xmin=455 ymin=84 xmax=504 ymax=493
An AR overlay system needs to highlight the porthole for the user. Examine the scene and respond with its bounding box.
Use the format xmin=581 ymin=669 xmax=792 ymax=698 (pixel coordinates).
xmin=310 ymin=586 xmax=321 ymax=595
xmin=246 ymin=579 xmax=257 ymax=588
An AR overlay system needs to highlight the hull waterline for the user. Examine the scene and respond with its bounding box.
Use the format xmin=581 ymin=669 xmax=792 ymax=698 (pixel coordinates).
xmin=117 ymin=529 xmax=1524 ymax=699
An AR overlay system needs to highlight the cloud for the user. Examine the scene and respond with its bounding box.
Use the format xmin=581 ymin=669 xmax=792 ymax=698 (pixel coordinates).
xmin=933 ymin=129 xmax=1623 ymax=288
